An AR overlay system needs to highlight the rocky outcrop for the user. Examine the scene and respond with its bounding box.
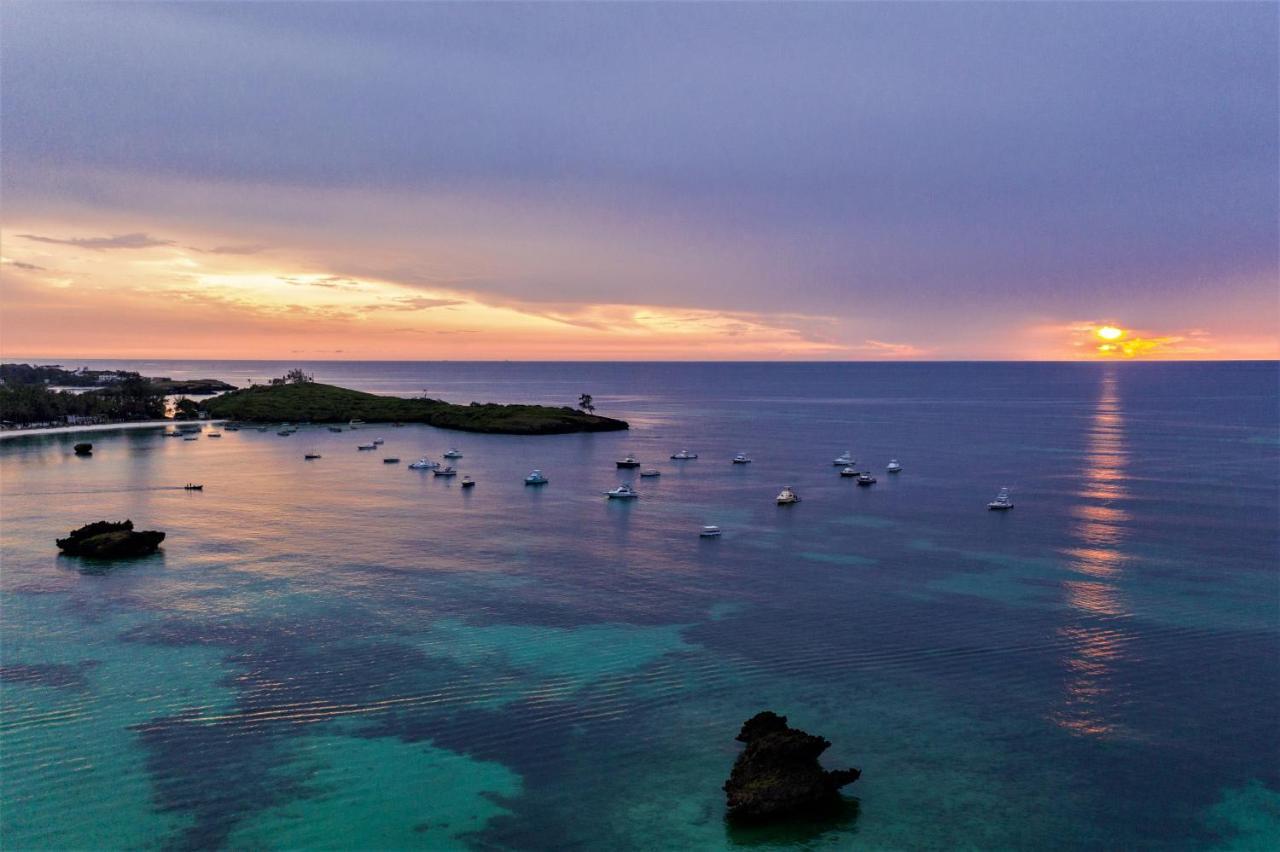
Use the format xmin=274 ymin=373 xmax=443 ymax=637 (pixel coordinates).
xmin=723 ymin=711 xmax=860 ymax=822
xmin=56 ymin=520 xmax=165 ymax=558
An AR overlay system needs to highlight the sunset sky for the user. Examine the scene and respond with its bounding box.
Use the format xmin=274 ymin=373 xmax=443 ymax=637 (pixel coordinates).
xmin=2 ymin=2 xmax=1276 ymax=361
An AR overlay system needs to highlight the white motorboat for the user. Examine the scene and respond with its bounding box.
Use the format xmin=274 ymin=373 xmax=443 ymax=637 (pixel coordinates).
xmin=639 ymin=468 xmax=661 ymax=477
xmin=700 ymin=525 xmax=722 ymax=537
xmin=839 ymin=466 xmax=859 ymax=477
xmin=670 ymin=450 xmax=698 ymax=460
xmin=732 ymin=453 xmax=752 ymax=464
xmin=887 ymin=459 xmax=903 ymax=473
xmin=857 ymin=472 xmax=877 ymax=486
xmin=604 ymin=483 xmax=639 ymax=499
xmin=357 ymin=443 xmax=376 ymax=450
xmin=443 ymin=448 xmax=462 ymax=459
xmin=833 ymin=451 xmax=854 ymax=466
xmin=776 ymin=486 xmax=800 ymax=504
xmin=988 ymin=487 xmax=1014 ymax=511
xmin=525 ymin=470 xmax=548 ymax=485
xmin=616 ymin=455 xmax=641 ymax=468
xmin=433 ymin=466 xmax=457 ymax=477
xmin=408 ymin=457 xmax=437 ymax=470
xmin=461 ymin=476 xmax=476 ymax=488
xmin=373 ymin=438 xmax=384 ymax=445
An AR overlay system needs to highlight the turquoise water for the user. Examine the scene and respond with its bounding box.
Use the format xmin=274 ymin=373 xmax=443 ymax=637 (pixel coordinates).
xmin=2 ymin=361 xmax=1277 ymax=849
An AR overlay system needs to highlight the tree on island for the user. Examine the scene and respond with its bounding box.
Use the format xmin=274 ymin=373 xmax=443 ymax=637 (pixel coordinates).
xmin=270 ymin=368 xmax=314 ymax=386
xmin=578 ymin=393 xmax=595 ymax=414
xmin=172 ymin=397 xmax=201 ymax=420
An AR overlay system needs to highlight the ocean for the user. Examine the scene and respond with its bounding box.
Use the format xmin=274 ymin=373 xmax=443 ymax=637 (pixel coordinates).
xmin=2 ymin=361 xmax=1277 ymax=850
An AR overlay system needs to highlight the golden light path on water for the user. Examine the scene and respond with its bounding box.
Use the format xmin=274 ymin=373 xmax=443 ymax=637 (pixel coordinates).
xmin=1054 ymin=367 xmax=1134 ymax=738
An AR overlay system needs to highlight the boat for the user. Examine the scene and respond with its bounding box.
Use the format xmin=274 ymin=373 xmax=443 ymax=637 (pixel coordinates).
xmin=732 ymin=453 xmax=752 ymax=464
xmin=443 ymin=448 xmax=462 ymax=459
xmin=183 ymin=483 xmax=203 ymax=490
xmin=257 ymin=426 xmax=269 ymax=432
xmin=304 ymin=452 xmax=322 ymax=460
xmin=207 ymin=432 xmax=222 ymax=438
xmin=73 ymin=443 xmax=92 ymax=456
xmin=833 ymin=451 xmax=855 ymax=466
xmin=224 ymin=425 xmax=240 ymax=432
xmin=461 ymin=476 xmax=476 ymax=488
xmin=277 ymin=429 xmax=293 ymax=436
xmin=349 ymin=419 xmax=365 ymax=428
xmin=408 ymin=457 xmax=437 ymax=470
xmin=700 ymin=525 xmax=722 ymax=538
xmin=776 ymin=486 xmax=800 ymax=504
xmin=373 ymin=438 xmax=384 ymax=445
xmin=615 ymin=455 xmax=641 ymax=468
xmin=357 ymin=443 xmax=376 ymax=450
xmin=383 ymin=457 xmax=401 ymax=464
xmin=183 ymin=436 xmax=199 ymax=441
xmin=165 ymin=431 xmax=181 ymax=437
xmin=328 ymin=426 xmax=343 ymax=433
xmin=670 ymin=450 xmax=698 ymax=460
xmin=525 ymin=469 xmax=548 ymax=485
xmin=887 ymin=459 xmax=903 ymax=473
xmin=604 ymin=483 xmax=640 ymax=499
xmin=988 ymin=487 xmax=1014 ymax=511
xmin=839 ymin=466 xmax=859 ymax=477
xmin=639 ymin=468 xmax=661 ymax=477
xmin=433 ymin=466 xmax=457 ymax=477
xmin=857 ymin=472 xmax=877 ymax=486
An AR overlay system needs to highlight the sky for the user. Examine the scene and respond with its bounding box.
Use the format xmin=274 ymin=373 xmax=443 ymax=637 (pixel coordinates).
xmin=1 ymin=1 xmax=1276 ymax=361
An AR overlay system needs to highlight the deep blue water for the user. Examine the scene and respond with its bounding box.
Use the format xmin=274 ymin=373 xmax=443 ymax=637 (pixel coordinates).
xmin=2 ymin=361 xmax=1277 ymax=850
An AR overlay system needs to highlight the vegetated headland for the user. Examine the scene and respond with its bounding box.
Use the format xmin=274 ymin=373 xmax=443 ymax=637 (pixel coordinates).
xmin=204 ymin=380 xmax=628 ymax=435
xmin=0 ymin=363 xmax=235 ymax=428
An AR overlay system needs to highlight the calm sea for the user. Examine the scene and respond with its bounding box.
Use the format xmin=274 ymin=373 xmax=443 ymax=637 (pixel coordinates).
xmin=2 ymin=361 xmax=1277 ymax=850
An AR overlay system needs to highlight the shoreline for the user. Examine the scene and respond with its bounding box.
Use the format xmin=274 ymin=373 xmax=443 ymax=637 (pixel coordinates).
xmin=0 ymin=420 xmax=224 ymax=441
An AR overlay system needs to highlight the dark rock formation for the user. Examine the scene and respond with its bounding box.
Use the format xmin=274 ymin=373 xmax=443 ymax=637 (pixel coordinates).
xmin=56 ymin=520 xmax=165 ymax=559
xmin=73 ymin=442 xmax=93 ymax=455
xmin=723 ymin=711 xmax=860 ymax=822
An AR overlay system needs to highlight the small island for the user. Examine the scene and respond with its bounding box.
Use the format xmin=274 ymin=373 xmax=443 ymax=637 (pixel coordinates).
xmin=203 ymin=381 xmax=628 ymax=435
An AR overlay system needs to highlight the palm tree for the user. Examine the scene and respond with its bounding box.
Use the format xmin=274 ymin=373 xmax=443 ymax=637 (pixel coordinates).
xmin=578 ymin=393 xmax=595 ymax=414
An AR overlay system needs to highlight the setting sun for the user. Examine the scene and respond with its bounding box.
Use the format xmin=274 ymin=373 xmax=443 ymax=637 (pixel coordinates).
xmin=1097 ymin=326 xmax=1124 ymax=341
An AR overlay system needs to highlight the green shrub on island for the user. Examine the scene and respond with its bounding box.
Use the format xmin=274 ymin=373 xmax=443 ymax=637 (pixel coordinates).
xmin=203 ymin=382 xmax=628 ymax=435
xmin=0 ymin=379 xmax=167 ymax=426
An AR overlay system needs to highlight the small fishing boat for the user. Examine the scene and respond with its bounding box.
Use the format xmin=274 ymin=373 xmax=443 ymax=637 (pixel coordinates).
xmin=639 ymin=468 xmax=661 ymax=477
xmin=183 ymin=436 xmax=199 ymax=441
xmin=304 ymin=452 xmax=322 ymax=460
xmin=839 ymin=466 xmax=859 ymax=477
xmin=383 ymin=457 xmax=401 ymax=464
xmin=357 ymin=443 xmax=376 ymax=451
xmin=615 ymin=455 xmax=641 ymax=468
xmin=408 ymin=457 xmax=437 ymax=470
xmin=833 ymin=451 xmax=855 ymax=466
xmin=328 ymin=426 xmax=343 ymax=433
xmin=461 ymin=476 xmax=476 ymax=488
xmin=373 ymin=438 xmax=384 ymax=446
xmin=165 ymin=431 xmax=181 ymax=437
xmin=73 ymin=443 xmax=93 ymax=456
xmin=207 ymin=432 xmax=222 ymax=438
xmin=183 ymin=483 xmax=204 ymax=491
xmin=887 ymin=459 xmax=903 ymax=473
xmin=433 ymin=466 xmax=457 ymax=477
xmin=857 ymin=472 xmax=877 ymax=486
xmin=443 ymin=448 xmax=463 ymax=459
xmin=776 ymin=486 xmax=800 ymax=504
xmin=604 ymin=483 xmax=640 ymax=499
xmin=988 ymin=487 xmax=1014 ymax=511
xmin=525 ymin=469 xmax=548 ymax=485
xmin=700 ymin=525 xmax=722 ymax=538
xmin=732 ymin=453 xmax=752 ymax=464
xmin=670 ymin=450 xmax=698 ymax=460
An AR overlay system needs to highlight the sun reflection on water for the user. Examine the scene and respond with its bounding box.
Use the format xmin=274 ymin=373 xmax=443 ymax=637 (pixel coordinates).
xmin=1053 ymin=369 xmax=1134 ymax=738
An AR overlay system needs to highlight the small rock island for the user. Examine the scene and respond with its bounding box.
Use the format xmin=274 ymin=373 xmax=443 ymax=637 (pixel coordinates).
xmin=723 ymin=711 xmax=861 ymax=822
xmin=203 ymin=381 xmax=628 ymax=435
xmin=56 ymin=520 xmax=166 ymax=559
